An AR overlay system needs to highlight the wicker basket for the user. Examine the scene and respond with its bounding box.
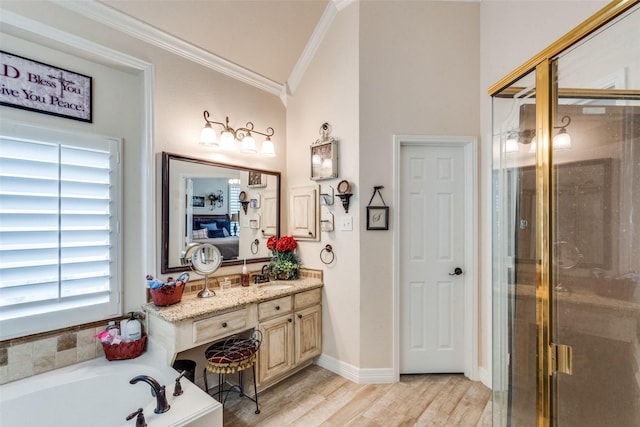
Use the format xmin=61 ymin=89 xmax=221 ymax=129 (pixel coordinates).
xmin=102 ymin=334 xmax=146 ymax=361
xmin=150 ymin=282 xmax=184 ymax=306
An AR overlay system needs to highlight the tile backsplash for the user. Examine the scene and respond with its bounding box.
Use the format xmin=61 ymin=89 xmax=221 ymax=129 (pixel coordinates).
xmin=0 ymin=321 xmax=115 ymax=385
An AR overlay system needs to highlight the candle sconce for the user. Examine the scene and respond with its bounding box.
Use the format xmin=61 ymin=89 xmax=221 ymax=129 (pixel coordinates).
xmin=335 ymin=180 xmax=352 ymax=213
xmin=239 ymin=191 xmax=249 ymax=214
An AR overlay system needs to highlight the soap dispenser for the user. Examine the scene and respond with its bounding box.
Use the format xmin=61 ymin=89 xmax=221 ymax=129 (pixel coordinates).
xmin=241 ymin=259 xmax=250 ymax=287
xmin=124 ymin=312 xmax=142 ymax=342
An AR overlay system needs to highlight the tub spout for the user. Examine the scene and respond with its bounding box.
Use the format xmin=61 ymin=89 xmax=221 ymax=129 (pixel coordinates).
xmin=129 ymin=375 xmax=170 ymax=414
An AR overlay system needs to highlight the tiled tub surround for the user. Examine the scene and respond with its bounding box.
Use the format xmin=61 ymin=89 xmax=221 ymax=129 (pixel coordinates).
xmin=0 ymin=320 xmax=123 ymax=385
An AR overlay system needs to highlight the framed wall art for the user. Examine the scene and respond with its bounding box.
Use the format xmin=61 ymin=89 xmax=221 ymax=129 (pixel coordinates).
xmin=192 ymin=196 xmax=205 ymax=208
xmin=0 ymin=50 xmax=92 ymax=122
xmin=366 ymin=185 xmax=389 ymax=230
xmin=366 ymin=206 xmax=389 ymax=230
xmin=247 ymin=170 xmax=266 ymax=188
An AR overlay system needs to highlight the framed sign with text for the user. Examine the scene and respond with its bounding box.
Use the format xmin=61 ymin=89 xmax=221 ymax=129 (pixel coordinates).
xmin=0 ymin=51 xmax=92 ymax=122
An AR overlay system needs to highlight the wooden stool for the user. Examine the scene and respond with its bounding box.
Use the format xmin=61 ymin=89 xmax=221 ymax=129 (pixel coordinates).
xmin=203 ymin=331 xmax=261 ymax=414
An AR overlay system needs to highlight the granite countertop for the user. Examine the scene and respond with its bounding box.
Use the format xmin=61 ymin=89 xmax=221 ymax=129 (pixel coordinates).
xmin=145 ymin=277 xmax=323 ymax=323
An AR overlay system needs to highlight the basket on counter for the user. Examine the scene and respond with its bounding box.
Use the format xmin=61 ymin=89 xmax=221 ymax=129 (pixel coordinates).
xmin=102 ymin=334 xmax=147 ymax=361
xmin=150 ymin=281 xmax=184 ymax=306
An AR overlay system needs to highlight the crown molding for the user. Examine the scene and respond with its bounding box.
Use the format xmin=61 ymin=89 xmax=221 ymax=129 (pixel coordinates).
xmin=287 ymin=0 xmax=353 ymax=95
xmin=51 ymin=0 xmax=285 ymax=98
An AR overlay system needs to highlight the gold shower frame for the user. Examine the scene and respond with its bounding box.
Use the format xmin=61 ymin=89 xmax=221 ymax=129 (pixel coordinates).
xmin=488 ymin=1 xmax=640 ymax=426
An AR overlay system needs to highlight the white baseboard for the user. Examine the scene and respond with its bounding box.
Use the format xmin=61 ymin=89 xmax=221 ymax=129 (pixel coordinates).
xmin=479 ymin=366 xmax=492 ymax=389
xmin=316 ymin=353 xmax=395 ymax=384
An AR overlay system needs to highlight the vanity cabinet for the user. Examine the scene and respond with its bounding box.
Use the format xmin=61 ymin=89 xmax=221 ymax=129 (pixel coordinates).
xmin=258 ymin=288 xmax=322 ymax=386
xmin=148 ymin=305 xmax=257 ymax=361
xmin=258 ymin=307 xmax=295 ymax=384
xmin=145 ymin=279 xmax=322 ymax=391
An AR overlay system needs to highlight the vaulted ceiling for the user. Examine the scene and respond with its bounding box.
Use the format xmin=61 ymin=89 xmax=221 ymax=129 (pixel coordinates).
xmin=101 ymin=0 xmax=330 ymax=86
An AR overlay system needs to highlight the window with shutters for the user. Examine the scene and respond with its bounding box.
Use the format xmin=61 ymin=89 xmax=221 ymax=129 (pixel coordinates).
xmin=0 ymin=121 xmax=121 ymax=340
xmin=229 ymin=180 xmax=240 ymax=233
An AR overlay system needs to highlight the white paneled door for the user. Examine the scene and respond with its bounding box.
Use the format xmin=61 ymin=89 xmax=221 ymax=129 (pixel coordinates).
xmin=400 ymin=143 xmax=466 ymax=373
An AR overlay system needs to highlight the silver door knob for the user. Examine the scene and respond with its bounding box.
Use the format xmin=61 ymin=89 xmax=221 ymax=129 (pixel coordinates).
xmin=449 ymin=267 xmax=463 ymax=276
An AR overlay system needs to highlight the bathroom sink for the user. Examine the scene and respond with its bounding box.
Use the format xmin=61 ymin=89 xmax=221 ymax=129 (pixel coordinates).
xmin=259 ymin=283 xmax=294 ymax=291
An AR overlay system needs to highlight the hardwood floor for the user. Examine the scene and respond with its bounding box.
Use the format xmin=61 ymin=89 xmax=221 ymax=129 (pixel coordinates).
xmin=222 ymin=365 xmax=492 ymax=426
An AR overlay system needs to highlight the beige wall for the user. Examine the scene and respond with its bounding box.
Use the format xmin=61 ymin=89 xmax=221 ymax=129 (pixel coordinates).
xmin=286 ymin=3 xmax=361 ymax=367
xmin=359 ymin=1 xmax=481 ymax=369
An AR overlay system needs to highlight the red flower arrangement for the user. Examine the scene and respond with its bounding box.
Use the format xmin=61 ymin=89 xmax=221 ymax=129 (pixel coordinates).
xmin=276 ymin=236 xmax=297 ymax=252
xmin=266 ymin=235 xmax=300 ymax=280
xmin=266 ymin=235 xmax=278 ymax=251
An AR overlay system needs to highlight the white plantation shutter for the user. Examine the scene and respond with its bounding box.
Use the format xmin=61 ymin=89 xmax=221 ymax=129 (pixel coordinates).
xmin=229 ymin=181 xmax=240 ymax=217
xmin=0 ymin=121 xmax=121 ymax=340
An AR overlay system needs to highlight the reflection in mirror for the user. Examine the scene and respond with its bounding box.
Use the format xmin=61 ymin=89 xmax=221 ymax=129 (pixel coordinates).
xmin=162 ymin=152 xmax=280 ymax=274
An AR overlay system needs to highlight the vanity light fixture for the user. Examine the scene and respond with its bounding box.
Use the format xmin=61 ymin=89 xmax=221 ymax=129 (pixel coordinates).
xmin=529 ymin=115 xmax=573 ymax=153
xmin=199 ymin=110 xmax=276 ymax=156
xmin=509 ymin=115 xmax=572 ymax=154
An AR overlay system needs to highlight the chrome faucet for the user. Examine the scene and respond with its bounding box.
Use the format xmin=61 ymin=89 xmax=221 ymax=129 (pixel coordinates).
xmin=129 ymin=375 xmax=170 ymax=414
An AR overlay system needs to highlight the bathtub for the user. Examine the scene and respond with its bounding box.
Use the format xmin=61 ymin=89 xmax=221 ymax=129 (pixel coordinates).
xmin=0 ymin=339 xmax=222 ymax=427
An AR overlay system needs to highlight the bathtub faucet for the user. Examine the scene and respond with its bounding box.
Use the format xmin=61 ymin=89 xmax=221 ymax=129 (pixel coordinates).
xmin=129 ymin=375 xmax=170 ymax=414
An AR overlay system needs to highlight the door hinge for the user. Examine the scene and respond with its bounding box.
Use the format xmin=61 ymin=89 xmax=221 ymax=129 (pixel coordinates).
xmin=550 ymin=343 xmax=573 ymax=375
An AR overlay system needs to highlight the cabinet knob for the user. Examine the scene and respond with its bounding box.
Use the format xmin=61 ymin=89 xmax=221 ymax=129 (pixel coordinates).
xmin=288 ymin=318 xmax=292 ymax=323
xmin=297 ymin=314 xmax=302 ymax=319
xmin=275 ymin=305 xmax=280 ymax=310
xmin=222 ymin=322 xmax=227 ymax=328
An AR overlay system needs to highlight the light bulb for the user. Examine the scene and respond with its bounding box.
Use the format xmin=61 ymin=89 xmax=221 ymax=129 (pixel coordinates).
xmin=505 ymin=134 xmax=519 ymax=153
xmin=200 ymin=124 xmax=217 ymax=146
xmin=261 ymin=138 xmax=276 ymax=156
xmin=219 ymin=130 xmax=236 ymax=151
xmin=553 ymin=131 xmax=571 ymax=150
xmin=240 ymin=134 xmax=257 ymax=153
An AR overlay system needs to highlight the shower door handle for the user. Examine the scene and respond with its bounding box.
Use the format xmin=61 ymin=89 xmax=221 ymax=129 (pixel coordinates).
xmin=449 ymin=267 xmax=463 ymax=276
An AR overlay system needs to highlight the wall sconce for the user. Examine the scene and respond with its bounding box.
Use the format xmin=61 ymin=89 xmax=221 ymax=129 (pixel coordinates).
xmin=507 ymin=115 xmax=572 ymax=154
xmin=529 ymin=115 xmax=572 ymax=153
xmin=335 ymin=180 xmax=352 ymax=213
xmin=199 ymin=110 xmax=276 ymax=156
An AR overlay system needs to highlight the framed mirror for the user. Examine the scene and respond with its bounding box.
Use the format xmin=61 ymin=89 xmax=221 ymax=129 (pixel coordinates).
xmin=161 ymin=152 xmax=281 ymax=274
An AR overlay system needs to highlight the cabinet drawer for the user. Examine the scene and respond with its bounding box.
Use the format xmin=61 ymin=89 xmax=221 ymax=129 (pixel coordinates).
xmin=258 ymin=296 xmax=292 ymax=321
xmin=294 ymin=288 xmax=321 ymax=309
xmin=192 ymin=307 xmax=250 ymax=345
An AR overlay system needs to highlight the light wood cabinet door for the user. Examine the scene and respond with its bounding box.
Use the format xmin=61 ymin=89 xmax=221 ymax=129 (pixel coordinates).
xmin=295 ymin=304 xmax=322 ymax=365
xmin=258 ymin=315 xmax=294 ymax=384
xmin=262 ymin=190 xmax=278 ymax=236
xmin=289 ymin=185 xmax=318 ymax=240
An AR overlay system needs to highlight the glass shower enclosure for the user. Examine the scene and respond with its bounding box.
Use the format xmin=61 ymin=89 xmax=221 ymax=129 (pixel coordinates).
xmin=491 ymin=2 xmax=640 ymax=426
